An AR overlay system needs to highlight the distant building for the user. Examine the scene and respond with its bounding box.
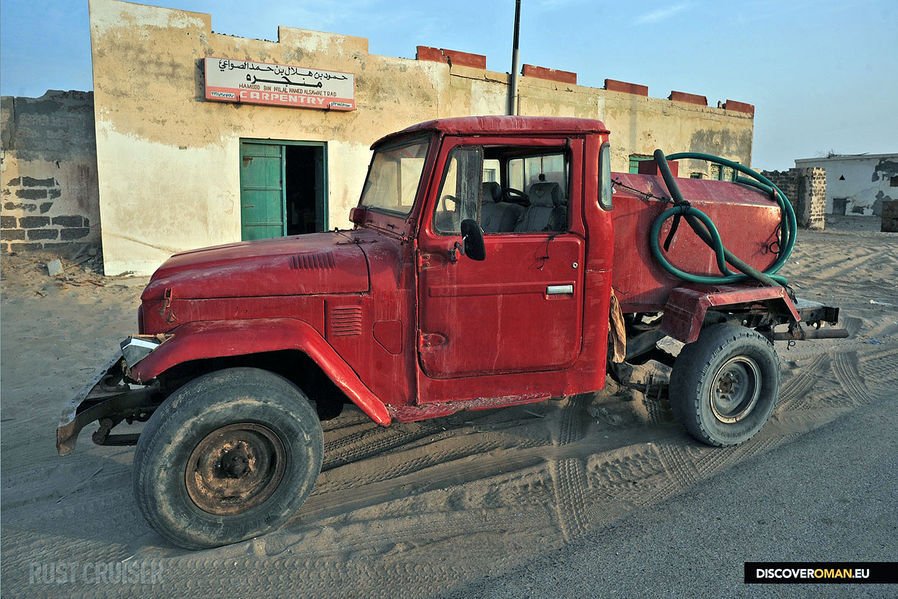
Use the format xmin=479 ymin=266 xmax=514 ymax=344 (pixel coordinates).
xmin=794 ymin=153 xmax=898 ymax=216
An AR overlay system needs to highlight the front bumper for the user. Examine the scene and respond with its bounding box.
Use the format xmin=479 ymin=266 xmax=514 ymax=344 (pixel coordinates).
xmin=56 ymin=337 xmax=166 ymax=456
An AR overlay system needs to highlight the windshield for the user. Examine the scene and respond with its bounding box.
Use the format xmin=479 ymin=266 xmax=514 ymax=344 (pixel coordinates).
xmin=359 ymin=138 xmax=430 ymax=216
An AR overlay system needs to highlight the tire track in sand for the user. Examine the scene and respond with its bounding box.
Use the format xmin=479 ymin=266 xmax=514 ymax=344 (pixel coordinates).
xmin=778 ymin=353 xmax=832 ymax=411
xmin=831 ymin=351 xmax=872 ymax=406
xmin=548 ymin=395 xmax=590 ymax=542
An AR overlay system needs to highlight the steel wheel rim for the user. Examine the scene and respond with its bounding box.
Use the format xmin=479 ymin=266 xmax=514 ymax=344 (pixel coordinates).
xmin=185 ymin=423 xmax=286 ymax=516
xmin=709 ymin=356 xmax=762 ymax=424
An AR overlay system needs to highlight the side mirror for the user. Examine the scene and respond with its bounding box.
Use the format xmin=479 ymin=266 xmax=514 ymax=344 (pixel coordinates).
xmin=460 ymin=219 xmax=486 ymax=261
xmin=349 ymin=206 xmax=367 ymax=225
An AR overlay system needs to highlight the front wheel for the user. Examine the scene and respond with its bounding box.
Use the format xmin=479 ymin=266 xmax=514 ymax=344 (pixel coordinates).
xmin=669 ymin=324 xmax=779 ymax=447
xmin=133 ymin=367 xmax=323 ymax=549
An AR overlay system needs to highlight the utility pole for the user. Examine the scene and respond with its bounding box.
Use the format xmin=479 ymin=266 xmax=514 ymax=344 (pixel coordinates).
xmin=508 ymin=0 xmax=521 ymax=115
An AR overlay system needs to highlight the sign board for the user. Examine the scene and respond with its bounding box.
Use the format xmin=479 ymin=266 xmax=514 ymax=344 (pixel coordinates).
xmin=204 ymin=58 xmax=355 ymax=111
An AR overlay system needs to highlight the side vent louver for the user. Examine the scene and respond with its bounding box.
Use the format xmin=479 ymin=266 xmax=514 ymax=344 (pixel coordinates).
xmin=328 ymin=306 xmax=363 ymax=338
xmin=290 ymin=252 xmax=336 ymax=270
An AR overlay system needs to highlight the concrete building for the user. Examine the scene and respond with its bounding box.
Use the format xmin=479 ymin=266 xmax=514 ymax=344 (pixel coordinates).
xmin=2 ymin=0 xmax=759 ymax=274
xmin=794 ymin=153 xmax=898 ymax=216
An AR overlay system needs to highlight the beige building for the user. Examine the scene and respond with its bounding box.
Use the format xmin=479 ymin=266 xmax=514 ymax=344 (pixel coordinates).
xmin=16 ymin=0 xmax=756 ymax=274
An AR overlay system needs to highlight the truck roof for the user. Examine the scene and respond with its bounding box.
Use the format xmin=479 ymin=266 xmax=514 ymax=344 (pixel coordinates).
xmin=373 ymin=115 xmax=610 ymax=148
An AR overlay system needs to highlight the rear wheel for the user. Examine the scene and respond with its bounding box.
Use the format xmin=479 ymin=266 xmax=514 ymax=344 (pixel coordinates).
xmin=133 ymin=367 xmax=323 ymax=549
xmin=669 ymin=324 xmax=779 ymax=446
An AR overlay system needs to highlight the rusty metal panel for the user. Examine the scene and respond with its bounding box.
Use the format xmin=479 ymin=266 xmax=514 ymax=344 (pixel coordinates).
xmin=611 ymin=173 xmax=783 ymax=312
xmin=661 ymin=285 xmax=800 ymax=343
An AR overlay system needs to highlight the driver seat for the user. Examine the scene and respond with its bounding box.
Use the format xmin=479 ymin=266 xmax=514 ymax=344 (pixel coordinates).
xmin=480 ymin=182 xmax=524 ymax=233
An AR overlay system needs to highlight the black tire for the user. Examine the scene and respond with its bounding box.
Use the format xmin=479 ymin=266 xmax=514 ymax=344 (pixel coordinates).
xmin=669 ymin=324 xmax=779 ymax=447
xmin=133 ymin=367 xmax=323 ymax=549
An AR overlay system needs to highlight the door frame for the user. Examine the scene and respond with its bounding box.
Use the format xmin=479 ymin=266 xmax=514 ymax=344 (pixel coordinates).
xmin=239 ymin=138 xmax=329 ymax=239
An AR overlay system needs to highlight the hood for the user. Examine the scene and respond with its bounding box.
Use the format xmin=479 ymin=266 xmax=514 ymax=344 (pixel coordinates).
xmin=142 ymin=231 xmax=370 ymax=301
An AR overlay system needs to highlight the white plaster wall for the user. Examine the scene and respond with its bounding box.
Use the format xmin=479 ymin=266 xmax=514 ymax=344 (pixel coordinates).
xmin=95 ymin=124 xmax=240 ymax=274
xmin=327 ymin=140 xmax=374 ymax=229
xmin=795 ymin=155 xmax=898 ymax=215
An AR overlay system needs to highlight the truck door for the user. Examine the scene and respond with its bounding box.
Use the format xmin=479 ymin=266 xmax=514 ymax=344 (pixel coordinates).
xmin=416 ymin=138 xmax=586 ymax=382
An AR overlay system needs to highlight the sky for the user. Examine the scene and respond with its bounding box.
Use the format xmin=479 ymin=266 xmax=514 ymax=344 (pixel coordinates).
xmin=1 ymin=0 xmax=896 ymax=169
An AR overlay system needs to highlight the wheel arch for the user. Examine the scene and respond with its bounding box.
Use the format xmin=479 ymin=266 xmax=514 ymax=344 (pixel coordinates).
xmin=129 ymin=318 xmax=391 ymax=426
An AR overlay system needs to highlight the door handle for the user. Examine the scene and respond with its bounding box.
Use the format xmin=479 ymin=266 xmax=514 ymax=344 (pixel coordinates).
xmin=546 ymin=284 xmax=574 ymax=295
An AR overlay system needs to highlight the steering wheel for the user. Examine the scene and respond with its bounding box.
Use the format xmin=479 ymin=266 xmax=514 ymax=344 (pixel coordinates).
xmin=503 ymin=187 xmax=529 ymax=206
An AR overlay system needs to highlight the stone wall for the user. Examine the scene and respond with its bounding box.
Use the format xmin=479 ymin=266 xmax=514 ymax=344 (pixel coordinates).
xmin=0 ymin=91 xmax=100 ymax=254
xmin=762 ymin=167 xmax=826 ymax=230
xmin=881 ymin=200 xmax=898 ymax=233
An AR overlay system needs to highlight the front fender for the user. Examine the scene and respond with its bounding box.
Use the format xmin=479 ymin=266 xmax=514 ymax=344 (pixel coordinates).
xmin=130 ymin=318 xmax=391 ymax=426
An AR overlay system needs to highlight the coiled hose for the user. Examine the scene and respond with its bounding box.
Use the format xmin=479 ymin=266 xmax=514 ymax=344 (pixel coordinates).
xmin=649 ymin=150 xmax=797 ymax=287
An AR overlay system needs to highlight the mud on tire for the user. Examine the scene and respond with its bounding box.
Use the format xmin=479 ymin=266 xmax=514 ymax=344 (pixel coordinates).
xmin=669 ymin=323 xmax=780 ymax=447
xmin=133 ymin=367 xmax=323 ymax=549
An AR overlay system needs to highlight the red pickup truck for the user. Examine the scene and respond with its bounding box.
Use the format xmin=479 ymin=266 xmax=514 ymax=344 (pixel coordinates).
xmin=57 ymin=116 xmax=844 ymax=549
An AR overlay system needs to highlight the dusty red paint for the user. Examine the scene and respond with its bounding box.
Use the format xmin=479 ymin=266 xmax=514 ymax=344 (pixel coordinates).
xmin=380 ymin=116 xmax=609 ymax=143
xmin=610 ymin=172 xmax=783 ymax=313
xmin=604 ymin=79 xmax=649 ymax=96
xmin=131 ymin=318 xmax=392 ymax=425
xmin=141 ymin=233 xmax=369 ymax=302
xmin=661 ymin=286 xmax=800 ymax=344
xmin=132 ymin=116 xmax=798 ymax=425
xmin=669 ymin=91 xmax=708 ymax=106
xmin=522 ymin=64 xmax=577 ymax=85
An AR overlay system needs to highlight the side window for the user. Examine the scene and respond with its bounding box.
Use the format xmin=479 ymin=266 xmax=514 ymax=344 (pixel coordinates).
xmin=599 ymin=142 xmax=612 ymax=210
xmin=433 ymin=146 xmax=483 ymax=235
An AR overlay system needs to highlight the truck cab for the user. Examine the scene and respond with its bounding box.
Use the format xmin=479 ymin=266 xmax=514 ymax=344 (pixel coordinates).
xmin=56 ymin=116 xmax=843 ymax=550
xmin=352 ymin=116 xmax=615 ymax=416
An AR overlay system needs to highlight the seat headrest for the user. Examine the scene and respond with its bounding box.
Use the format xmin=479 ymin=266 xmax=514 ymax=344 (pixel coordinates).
xmin=481 ymin=181 xmax=502 ymax=203
xmin=528 ymin=182 xmax=562 ymax=207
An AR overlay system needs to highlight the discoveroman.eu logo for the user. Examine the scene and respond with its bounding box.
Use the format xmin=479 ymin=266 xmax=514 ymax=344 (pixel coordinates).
xmin=744 ymin=562 xmax=898 ymax=584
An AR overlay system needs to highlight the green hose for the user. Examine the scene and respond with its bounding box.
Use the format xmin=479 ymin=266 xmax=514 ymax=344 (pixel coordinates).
xmin=648 ymin=150 xmax=797 ymax=287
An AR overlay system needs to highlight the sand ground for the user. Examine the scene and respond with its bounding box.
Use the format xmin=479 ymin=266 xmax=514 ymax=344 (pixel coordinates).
xmin=1 ymin=216 xmax=896 ymax=598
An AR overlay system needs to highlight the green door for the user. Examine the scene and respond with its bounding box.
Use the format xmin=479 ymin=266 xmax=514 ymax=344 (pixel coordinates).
xmin=313 ymin=150 xmax=326 ymax=232
xmin=240 ymin=142 xmax=285 ymax=240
